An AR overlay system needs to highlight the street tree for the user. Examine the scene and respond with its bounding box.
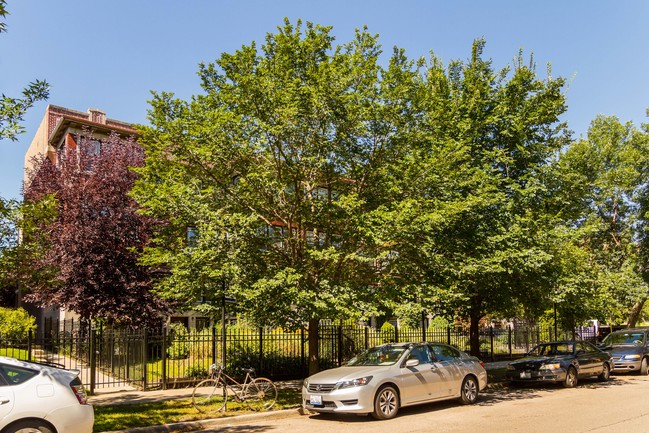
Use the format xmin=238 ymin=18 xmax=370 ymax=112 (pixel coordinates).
xmin=373 ymin=42 xmax=570 ymax=355
xmin=132 ymin=20 xmax=404 ymax=373
xmin=22 ymin=132 xmax=168 ymax=326
xmin=556 ymin=115 xmax=649 ymax=327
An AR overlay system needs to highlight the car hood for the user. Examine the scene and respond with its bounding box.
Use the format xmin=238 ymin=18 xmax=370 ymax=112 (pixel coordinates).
xmin=509 ymin=355 xmax=570 ymax=368
xmin=605 ymin=345 xmax=643 ymax=356
xmin=307 ymin=365 xmax=390 ymax=383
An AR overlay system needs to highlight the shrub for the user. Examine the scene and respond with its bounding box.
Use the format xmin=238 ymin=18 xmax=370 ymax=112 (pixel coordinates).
xmin=0 ymin=307 xmax=36 ymax=340
xmin=167 ymin=322 xmax=190 ymax=359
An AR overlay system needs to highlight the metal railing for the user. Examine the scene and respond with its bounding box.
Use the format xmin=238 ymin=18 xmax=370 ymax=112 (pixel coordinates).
xmin=0 ymin=319 xmax=595 ymax=393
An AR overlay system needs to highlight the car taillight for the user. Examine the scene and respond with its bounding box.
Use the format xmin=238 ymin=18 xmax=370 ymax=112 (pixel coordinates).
xmin=479 ymin=361 xmax=485 ymax=368
xmin=70 ymin=377 xmax=88 ymax=404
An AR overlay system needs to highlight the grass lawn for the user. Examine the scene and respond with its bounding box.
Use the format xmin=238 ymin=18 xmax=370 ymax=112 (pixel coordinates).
xmin=93 ymin=387 xmax=302 ymax=432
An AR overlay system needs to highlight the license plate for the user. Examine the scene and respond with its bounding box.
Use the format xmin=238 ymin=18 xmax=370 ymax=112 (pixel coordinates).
xmin=520 ymin=372 xmax=531 ymax=379
xmin=310 ymin=395 xmax=322 ymax=405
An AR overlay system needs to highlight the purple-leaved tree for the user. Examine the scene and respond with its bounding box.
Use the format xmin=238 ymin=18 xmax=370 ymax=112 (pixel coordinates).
xmin=23 ymin=131 xmax=168 ymax=326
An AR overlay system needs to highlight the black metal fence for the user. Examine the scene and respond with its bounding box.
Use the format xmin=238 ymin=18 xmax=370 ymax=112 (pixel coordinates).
xmin=0 ymin=319 xmax=596 ymax=394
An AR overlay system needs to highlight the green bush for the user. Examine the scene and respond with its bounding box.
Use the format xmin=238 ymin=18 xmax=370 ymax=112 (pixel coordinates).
xmin=0 ymin=307 xmax=36 ymax=340
xmin=167 ymin=323 xmax=190 ymax=359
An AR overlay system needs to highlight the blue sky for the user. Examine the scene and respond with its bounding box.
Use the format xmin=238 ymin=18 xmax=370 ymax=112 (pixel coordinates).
xmin=1 ymin=0 xmax=648 ymax=200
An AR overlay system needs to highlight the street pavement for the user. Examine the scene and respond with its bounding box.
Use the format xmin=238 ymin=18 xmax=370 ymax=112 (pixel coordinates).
xmin=90 ymin=362 xmax=510 ymax=433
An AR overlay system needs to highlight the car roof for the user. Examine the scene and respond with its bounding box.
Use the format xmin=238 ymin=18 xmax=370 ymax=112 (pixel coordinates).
xmin=538 ymin=341 xmax=577 ymax=344
xmin=0 ymin=356 xmax=77 ymax=376
xmin=611 ymin=328 xmax=649 ymax=332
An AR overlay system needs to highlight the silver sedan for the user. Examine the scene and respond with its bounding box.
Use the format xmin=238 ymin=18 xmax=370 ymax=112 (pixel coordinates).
xmin=302 ymin=342 xmax=487 ymax=420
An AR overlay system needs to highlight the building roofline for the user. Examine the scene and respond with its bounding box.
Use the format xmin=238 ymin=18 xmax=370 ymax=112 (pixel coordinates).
xmin=47 ymin=108 xmax=139 ymax=147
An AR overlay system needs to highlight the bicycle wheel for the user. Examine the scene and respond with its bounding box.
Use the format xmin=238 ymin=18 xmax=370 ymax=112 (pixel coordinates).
xmin=244 ymin=377 xmax=277 ymax=411
xmin=192 ymin=379 xmax=227 ymax=413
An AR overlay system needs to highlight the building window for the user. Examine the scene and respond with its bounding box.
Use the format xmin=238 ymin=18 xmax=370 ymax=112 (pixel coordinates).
xmin=187 ymin=227 xmax=199 ymax=248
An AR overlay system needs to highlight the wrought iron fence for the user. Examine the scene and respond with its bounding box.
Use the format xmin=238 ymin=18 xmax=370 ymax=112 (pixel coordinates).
xmin=0 ymin=319 xmax=597 ymax=394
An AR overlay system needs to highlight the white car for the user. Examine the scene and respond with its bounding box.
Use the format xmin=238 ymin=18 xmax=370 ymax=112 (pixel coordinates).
xmin=0 ymin=356 xmax=94 ymax=433
xmin=303 ymin=342 xmax=488 ymax=420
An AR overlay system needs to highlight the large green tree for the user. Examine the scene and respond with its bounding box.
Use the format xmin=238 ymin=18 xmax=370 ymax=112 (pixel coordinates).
xmin=133 ymin=20 xmax=405 ymax=373
xmin=373 ymin=42 xmax=570 ymax=355
xmin=556 ymin=115 xmax=649 ymax=327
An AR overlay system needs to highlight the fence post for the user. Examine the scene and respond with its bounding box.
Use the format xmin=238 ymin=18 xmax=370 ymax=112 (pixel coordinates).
xmin=394 ymin=322 xmax=399 ymax=343
xmin=142 ymin=330 xmax=148 ymax=391
xmin=421 ymin=312 xmax=427 ymax=342
xmin=259 ymin=327 xmax=264 ymax=374
xmin=161 ymin=327 xmax=167 ymax=390
xmin=447 ymin=326 xmax=451 ymax=346
xmin=212 ymin=325 xmax=217 ymax=366
xmin=364 ymin=326 xmax=369 ymax=350
xmin=508 ymin=325 xmax=512 ymax=358
xmin=490 ymin=326 xmax=494 ymax=362
xmin=300 ymin=327 xmax=305 ymax=378
xmin=337 ymin=324 xmax=343 ymax=366
xmin=27 ymin=330 xmax=32 ymax=361
xmin=89 ymin=328 xmax=96 ymax=395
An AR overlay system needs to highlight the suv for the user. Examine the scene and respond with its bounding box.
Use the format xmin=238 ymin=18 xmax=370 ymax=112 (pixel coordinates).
xmin=0 ymin=356 xmax=94 ymax=433
xmin=598 ymin=328 xmax=649 ymax=374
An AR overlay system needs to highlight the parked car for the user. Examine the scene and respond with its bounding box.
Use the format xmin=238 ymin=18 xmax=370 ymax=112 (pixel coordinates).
xmin=598 ymin=328 xmax=649 ymax=374
xmin=0 ymin=356 xmax=94 ymax=433
xmin=302 ymin=342 xmax=487 ymax=420
xmin=506 ymin=341 xmax=612 ymax=387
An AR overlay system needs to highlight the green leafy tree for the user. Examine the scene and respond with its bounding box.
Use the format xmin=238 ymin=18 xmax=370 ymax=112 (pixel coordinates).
xmin=0 ymin=0 xmax=50 ymax=141
xmin=133 ymin=20 xmax=403 ymax=373
xmin=556 ymin=115 xmax=649 ymax=327
xmin=373 ymin=42 xmax=570 ymax=355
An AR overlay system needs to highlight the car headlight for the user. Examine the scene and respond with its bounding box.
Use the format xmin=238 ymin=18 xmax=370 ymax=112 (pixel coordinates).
xmin=335 ymin=376 xmax=373 ymax=389
xmin=540 ymin=363 xmax=561 ymax=370
xmin=303 ymin=378 xmax=310 ymax=388
xmin=623 ymin=354 xmax=641 ymax=360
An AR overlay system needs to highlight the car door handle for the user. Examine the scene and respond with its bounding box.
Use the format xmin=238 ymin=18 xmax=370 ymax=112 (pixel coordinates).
xmin=0 ymin=399 xmax=10 ymax=405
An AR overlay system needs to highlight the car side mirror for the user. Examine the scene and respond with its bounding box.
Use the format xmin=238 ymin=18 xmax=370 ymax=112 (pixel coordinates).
xmin=405 ymin=359 xmax=420 ymax=368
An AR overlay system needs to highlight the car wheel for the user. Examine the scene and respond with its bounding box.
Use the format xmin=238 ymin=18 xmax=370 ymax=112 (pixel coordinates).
xmin=563 ymin=366 xmax=578 ymax=388
xmin=640 ymin=357 xmax=649 ymax=375
xmin=598 ymin=362 xmax=610 ymax=382
xmin=371 ymin=385 xmax=399 ymax=420
xmin=4 ymin=420 xmax=54 ymax=433
xmin=460 ymin=376 xmax=479 ymax=404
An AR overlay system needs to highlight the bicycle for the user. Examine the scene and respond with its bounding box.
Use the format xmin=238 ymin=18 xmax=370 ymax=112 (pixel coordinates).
xmin=192 ymin=364 xmax=278 ymax=413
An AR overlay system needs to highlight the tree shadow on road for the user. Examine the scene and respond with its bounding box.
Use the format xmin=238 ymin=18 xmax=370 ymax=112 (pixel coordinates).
xmin=200 ymin=426 xmax=274 ymax=433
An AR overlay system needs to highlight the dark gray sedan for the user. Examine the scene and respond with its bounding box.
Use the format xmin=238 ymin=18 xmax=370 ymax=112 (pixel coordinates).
xmin=506 ymin=341 xmax=612 ymax=387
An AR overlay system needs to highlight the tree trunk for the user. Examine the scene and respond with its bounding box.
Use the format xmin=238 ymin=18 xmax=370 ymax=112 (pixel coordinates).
xmin=308 ymin=318 xmax=320 ymax=376
xmin=468 ymin=295 xmax=484 ymax=357
xmin=469 ymin=310 xmax=481 ymax=357
xmin=627 ymin=298 xmax=647 ymax=327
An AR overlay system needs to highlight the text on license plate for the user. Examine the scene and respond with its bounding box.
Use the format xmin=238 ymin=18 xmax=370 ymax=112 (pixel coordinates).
xmin=310 ymin=395 xmax=322 ymax=405
xmin=520 ymin=372 xmax=531 ymax=379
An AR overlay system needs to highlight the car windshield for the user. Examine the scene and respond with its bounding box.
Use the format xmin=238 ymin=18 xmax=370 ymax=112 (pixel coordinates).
xmin=528 ymin=343 xmax=574 ymax=357
xmin=602 ymin=332 xmax=645 ymax=346
xmin=346 ymin=345 xmax=407 ymax=366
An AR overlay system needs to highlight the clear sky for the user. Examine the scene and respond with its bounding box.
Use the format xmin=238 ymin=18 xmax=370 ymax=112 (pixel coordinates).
xmin=1 ymin=0 xmax=648 ymax=200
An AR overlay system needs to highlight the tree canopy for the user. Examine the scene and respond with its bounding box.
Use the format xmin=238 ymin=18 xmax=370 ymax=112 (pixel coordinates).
xmin=22 ymin=132 xmax=169 ymax=325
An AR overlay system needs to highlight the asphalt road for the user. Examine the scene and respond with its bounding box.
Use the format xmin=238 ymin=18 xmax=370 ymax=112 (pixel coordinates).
xmin=188 ymin=374 xmax=649 ymax=433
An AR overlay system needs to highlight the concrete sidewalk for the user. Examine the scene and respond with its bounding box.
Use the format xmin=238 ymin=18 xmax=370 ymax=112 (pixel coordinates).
xmin=90 ymin=363 xmax=510 ymax=433
xmin=89 ymin=379 xmax=303 ymax=406
xmin=89 ymin=362 xmax=509 ymax=406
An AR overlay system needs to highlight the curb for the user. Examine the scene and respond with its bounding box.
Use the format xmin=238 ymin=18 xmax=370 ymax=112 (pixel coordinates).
xmin=100 ymin=408 xmax=303 ymax=433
